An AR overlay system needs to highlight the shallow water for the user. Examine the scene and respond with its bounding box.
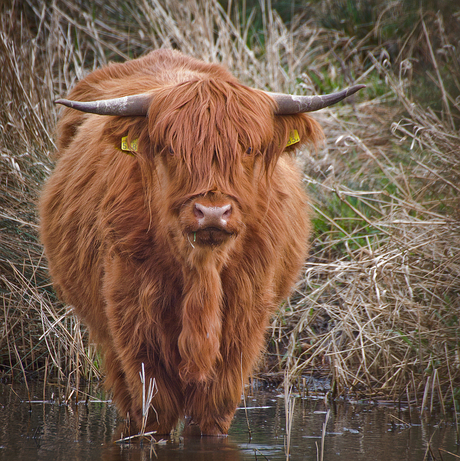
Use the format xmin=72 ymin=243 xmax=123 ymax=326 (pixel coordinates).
xmin=0 ymin=383 xmax=458 ymax=460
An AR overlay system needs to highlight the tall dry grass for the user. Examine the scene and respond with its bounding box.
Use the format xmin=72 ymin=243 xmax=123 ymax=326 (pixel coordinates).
xmin=1 ymin=0 xmax=459 ymax=412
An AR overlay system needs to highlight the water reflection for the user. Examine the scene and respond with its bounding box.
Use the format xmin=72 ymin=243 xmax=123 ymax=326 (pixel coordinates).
xmin=0 ymin=383 xmax=458 ymax=460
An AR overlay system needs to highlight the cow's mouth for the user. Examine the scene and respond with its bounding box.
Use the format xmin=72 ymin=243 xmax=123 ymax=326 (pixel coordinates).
xmin=189 ymin=227 xmax=234 ymax=247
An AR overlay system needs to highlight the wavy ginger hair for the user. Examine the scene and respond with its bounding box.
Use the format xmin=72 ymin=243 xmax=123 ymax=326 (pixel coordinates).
xmin=40 ymin=49 xmax=323 ymax=436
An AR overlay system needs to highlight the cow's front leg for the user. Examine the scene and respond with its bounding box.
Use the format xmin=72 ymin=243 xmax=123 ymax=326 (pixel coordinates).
xmin=184 ymin=379 xmax=241 ymax=435
xmin=184 ymin=346 xmax=257 ymax=436
xmin=104 ymin=256 xmax=185 ymax=434
xmin=114 ymin=353 xmax=185 ymax=435
xmin=184 ymin=300 xmax=271 ymax=435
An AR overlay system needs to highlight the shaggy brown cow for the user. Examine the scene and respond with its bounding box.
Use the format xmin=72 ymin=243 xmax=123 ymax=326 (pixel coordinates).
xmin=39 ymin=49 xmax=363 ymax=436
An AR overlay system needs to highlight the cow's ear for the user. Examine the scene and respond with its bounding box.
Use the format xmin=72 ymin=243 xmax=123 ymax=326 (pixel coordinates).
xmin=103 ymin=116 xmax=150 ymax=157
xmin=273 ymin=113 xmax=324 ymax=154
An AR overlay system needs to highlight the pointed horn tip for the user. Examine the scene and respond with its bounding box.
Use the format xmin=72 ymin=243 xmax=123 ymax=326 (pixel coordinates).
xmin=54 ymin=99 xmax=70 ymax=107
xmin=347 ymin=84 xmax=366 ymax=95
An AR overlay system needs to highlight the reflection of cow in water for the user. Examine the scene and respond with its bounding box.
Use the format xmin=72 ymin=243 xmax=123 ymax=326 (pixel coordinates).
xmin=39 ymin=49 xmax=363 ymax=435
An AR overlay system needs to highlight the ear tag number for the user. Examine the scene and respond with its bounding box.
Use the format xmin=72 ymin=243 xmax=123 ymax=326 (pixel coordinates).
xmin=120 ymin=136 xmax=139 ymax=154
xmin=286 ymin=130 xmax=300 ymax=147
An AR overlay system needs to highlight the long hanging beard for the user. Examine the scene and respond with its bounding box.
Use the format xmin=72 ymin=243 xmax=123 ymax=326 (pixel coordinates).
xmin=178 ymin=260 xmax=223 ymax=384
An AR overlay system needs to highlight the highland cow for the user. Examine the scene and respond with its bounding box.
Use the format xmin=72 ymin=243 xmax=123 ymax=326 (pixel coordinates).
xmin=39 ymin=49 xmax=363 ymax=435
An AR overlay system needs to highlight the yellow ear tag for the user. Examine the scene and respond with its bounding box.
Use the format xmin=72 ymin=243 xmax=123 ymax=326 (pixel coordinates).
xmin=120 ymin=136 xmax=139 ymax=155
xmin=286 ymin=129 xmax=300 ymax=147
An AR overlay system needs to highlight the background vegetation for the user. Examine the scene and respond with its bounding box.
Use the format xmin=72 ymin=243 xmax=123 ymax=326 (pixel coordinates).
xmin=1 ymin=0 xmax=459 ymax=414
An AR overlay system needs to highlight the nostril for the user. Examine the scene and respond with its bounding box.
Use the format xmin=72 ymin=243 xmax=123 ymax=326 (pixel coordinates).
xmin=221 ymin=205 xmax=232 ymax=220
xmin=194 ymin=203 xmax=205 ymax=219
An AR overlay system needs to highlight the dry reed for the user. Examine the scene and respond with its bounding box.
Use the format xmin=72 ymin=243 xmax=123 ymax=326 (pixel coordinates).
xmin=1 ymin=0 xmax=459 ymax=414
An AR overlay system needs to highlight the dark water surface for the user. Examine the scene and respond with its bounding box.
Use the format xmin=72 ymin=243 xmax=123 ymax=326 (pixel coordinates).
xmin=0 ymin=383 xmax=458 ymax=460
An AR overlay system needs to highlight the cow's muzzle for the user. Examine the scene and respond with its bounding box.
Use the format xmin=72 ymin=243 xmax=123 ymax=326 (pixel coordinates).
xmin=194 ymin=203 xmax=232 ymax=228
xmin=192 ymin=203 xmax=234 ymax=247
xmin=183 ymin=198 xmax=239 ymax=247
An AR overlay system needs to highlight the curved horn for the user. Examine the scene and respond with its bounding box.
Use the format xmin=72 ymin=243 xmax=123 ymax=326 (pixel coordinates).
xmin=55 ymin=84 xmax=365 ymax=116
xmin=54 ymin=93 xmax=152 ymax=116
xmin=268 ymin=84 xmax=366 ymax=115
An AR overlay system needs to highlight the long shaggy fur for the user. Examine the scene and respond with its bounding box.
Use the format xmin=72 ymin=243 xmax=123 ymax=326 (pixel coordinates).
xmin=39 ymin=49 xmax=323 ymax=435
